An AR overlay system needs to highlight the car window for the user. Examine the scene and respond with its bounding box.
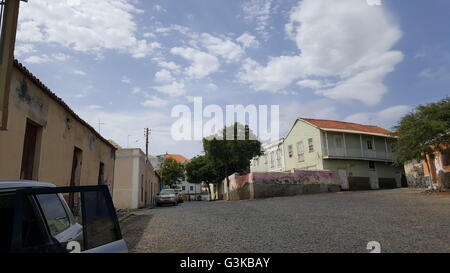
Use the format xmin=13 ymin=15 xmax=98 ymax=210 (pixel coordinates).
xmin=36 ymin=194 xmax=71 ymax=236
xmin=0 ymin=193 xmax=15 ymax=252
xmin=83 ymin=190 xmax=120 ymax=249
xmin=160 ymin=189 xmax=174 ymax=195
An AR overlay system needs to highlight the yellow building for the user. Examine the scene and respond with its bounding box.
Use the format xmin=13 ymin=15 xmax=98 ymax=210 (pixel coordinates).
xmin=0 ymin=61 xmax=117 ymax=193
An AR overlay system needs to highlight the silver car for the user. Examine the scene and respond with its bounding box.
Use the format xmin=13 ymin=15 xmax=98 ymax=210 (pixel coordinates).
xmin=0 ymin=181 xmax=128 ymax=253
xmin=156 ymin=189 xmax=178 ymax=206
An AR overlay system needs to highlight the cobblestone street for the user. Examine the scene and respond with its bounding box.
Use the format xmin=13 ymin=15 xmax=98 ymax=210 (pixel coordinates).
xmin=120 ymin=189 xmax=450 ymax=253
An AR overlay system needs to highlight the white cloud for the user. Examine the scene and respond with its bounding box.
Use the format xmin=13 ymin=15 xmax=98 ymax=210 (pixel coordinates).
xmin=14 ymin=43 xmax=36 ymax=57
xmin=121 ymin=76 xmax=132 ymax=84
xmin=297 ymin=79 xmax=334 ymax=89
xmin=345 ymin=105 xmax=412 ymax=129
xmin=419 ymin=67 xmax=450 ymax=80
xmin=17 ymin=0 xmax=155 ymax=58
xmin=207 ymin=83 xmax=218 ymax=90
xmin=157 ymin=60 xmax=181 ymax=71
xmin=239 ymin=0 xmax=403 ymax=105
xmin=141 ymin=96 xmax=169 ymax=108
xmin=52 ymin=53 xmax=70 ymax=62
xmin=242 ymin=0 xmax=273 ymax=40
xmin=171 ymin=47 xmax=219 ymax=79
xmin=73 ymin=69 xmax=86 ymax=76
xmin=200 ymin=33 xmax=244 ymax=63
xmin=154 ymin=4 xmax=167 ymax=13
xmin=280 ymin=99 xmax=338 ymax=133
xmin=155 ymin=69 xmax=175 ymax=83
xmin=24 ymin=55 xmax=51 ymax=64
xmin=87 ymin=104 xmax=102 ymax=110
xmin=154 ymin=81 xmax=186 ymax=97
xmin=132 ymin=87 xmax=141 ymax=94
xmin=236 ymin=33 xmax=259 ymax=49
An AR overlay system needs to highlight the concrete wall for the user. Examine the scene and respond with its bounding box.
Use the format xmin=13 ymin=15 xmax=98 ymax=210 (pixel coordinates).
xmin=113 ymin=149 xmax=160 ymax=210
xmin=0 ymin=64 xmax=115 ymax=190
xmin=212 ymin=170 xmax=341 ymax=201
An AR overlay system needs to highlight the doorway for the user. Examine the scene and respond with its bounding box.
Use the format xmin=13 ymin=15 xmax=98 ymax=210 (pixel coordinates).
xmin=69 ymin=147 xmax=83 ymax=212
xmin=338 ymin=169 xmax=349 ymax=190
xmin=20 ymin=120 xmax=41 ymax=180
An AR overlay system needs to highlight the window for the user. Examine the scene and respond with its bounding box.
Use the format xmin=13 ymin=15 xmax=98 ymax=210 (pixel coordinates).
xmin=270 ymin=151 xmax=275 ymax=168
xmin=264 ymin=154 xmax=268 ymax=164
xmin=182 ymin=186 xmax=186 ymax=191
xmin=368 ymin=161 xmax=376 ymax=169
xmin=36 ymin=194 xmax=71 ymax=236
xmin=335 ymin=136 xmax=343 ymax=148
xmin=288 ymin=145 xmax=293 ymax=158
xmin=0 ymin=193 xmax=15 ymax=252
xmin=297 ymin=141 xmax=304 ymax=162
xmin=442 ymin=151 xmax=450 ymax=167
xmin=190 ymin=186 xmax=194 ymax=191
xmin=308 ymin=138 xmax=314 ymax=153
xmin=367 ymin=139 xmax=373 ymax=150
xmin=276 ymin=149 xmax=281 ymax=167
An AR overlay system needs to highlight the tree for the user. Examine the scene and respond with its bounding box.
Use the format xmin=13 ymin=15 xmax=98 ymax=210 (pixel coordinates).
xmin=202 ymin=123 xmax=262 ymax=198
xmin=158 ymin=157 xmax=185 ymax=188
xmin=393 ymin=97 xmax=450 ymax=188
xmin=185 ymin=155 xmax=218 ymax=200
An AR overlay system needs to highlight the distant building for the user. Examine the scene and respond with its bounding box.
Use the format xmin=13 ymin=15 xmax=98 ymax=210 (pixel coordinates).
xmin=152 ymin=153 xmax=209 ymax=200
xmin=250 ymin=118 xmax=404 ymax=190
xmin=113 ymin=148 xmax=160 ymax=209
xmin=250 ymin=138 xmax=285 ymax=173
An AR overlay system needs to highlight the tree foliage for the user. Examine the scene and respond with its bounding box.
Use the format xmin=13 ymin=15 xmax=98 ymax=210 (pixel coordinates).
xmin=158 ymin=157 xmax=185 ymax=188
xmin=185 ymin=155 xmax=218 ymax=199
xmin=202 ymin=123 xmax=262 ymax=181
xmin=393 ymin=97 xmax=450 ymax=165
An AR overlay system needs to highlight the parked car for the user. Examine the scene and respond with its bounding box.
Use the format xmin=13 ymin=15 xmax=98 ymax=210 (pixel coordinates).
xmin=174 ymin=189 xmax=184 ymax=203
xmin=156 ymin=189 xmax=178 ymax=206
xmin=0 ymin=181 xmax=128 ymax=253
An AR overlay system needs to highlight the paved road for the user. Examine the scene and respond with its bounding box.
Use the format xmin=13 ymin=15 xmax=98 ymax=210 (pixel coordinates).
xmin=120 ymin=189 xmax=450 ymax=253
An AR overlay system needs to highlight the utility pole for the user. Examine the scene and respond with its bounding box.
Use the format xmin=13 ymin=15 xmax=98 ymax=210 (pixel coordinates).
xmin=98 ymin=119 xmax=104 ymax=134
xmin=144 ymin=128 xmax=151 ymax=163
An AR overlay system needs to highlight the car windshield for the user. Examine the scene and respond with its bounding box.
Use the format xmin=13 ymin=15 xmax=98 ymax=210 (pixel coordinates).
xmin=160 ymin=189 xmax=174 ymax=195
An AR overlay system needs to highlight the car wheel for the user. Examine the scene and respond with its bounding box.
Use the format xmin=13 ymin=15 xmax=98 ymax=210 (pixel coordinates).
xmin=174 ymin=202 xmax=177 ymax=206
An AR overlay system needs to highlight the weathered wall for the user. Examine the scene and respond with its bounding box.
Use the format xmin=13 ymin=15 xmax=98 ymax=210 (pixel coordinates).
xmin=404 ymin=159 xmax=432 ymax=188
xmin=0 ymin=65 xmax=115 ymax=190
xmin=221 ymin=170 xmax=341 ymax=201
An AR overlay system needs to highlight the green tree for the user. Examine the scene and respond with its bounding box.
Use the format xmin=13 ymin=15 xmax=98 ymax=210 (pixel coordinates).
xmin=185 ymin=155 xmax=217 ymax=200
xmin=393 ymin=97 xmax=450 ymax=188
xmin=158 ymin=157 xmax=185 ymax=188
xmin=202 ymin=123 xmax=262 ymax=197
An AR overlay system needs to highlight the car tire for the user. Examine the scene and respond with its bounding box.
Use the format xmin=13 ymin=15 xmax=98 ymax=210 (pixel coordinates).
xmin=174 ymin=202 xmax=177 ymax=206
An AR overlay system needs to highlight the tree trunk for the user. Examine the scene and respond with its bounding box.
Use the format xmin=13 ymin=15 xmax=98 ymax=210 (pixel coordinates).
xmin=206 ymin=182 xmax=212 ymax=201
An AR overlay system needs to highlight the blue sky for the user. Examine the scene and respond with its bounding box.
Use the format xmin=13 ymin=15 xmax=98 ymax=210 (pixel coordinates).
xmin=14 ymin=0 xmax=450 ymax=158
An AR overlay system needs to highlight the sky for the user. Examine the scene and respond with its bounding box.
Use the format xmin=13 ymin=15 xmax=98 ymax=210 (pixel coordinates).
xmin=13 ymin=0 xmax=450 ymax=159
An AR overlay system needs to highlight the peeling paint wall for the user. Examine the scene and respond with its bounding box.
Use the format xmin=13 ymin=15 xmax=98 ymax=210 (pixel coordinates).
xmin=0 ymin=66 xmax=115 ymax=191
xmin=213 ymin=170 xmax=341 ymax=201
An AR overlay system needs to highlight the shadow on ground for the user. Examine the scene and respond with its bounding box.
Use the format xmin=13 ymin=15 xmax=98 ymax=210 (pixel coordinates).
xmin=120 ymin=214 xmax=153 ymax=252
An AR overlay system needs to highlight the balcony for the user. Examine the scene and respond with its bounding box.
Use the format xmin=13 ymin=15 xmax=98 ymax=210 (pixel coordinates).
xmin=323 ymin=147 xmax=393 ymax=162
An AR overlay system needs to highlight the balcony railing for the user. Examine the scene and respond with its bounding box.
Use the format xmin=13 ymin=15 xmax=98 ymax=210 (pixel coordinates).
xmin=324 ymin=147 xmax=393 ymax=161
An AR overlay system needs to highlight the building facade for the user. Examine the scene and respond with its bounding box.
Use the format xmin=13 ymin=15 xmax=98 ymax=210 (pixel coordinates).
xmin=0 ymin=61 xmax=116 ymax=193
xmin=283 ymin=118 xmax=403 ymax=190
xmin=113 ymin=148 xmax=160 ymax=209
xmin=250 ymin=138 xmax=285 ymax=173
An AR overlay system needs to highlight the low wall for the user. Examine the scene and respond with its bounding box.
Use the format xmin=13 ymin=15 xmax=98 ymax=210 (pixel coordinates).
xmin=223 ymin=170 xmax=341 ymax=201
xmin=404 ymin=159 xmax=432 ymax=188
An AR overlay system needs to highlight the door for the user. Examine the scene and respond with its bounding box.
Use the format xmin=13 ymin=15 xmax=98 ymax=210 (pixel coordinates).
xmin=69 ymin=147 xmax=82 ymax=212
xmin=20 ymin=121 xmax=41 ymax=180
xmin=369 ymin=170 xmax=379 ymax=189
xmin=338 ymin=169 xmax=349 ymax=190
xmin=10 ymin=185 xmax=128 ymax=253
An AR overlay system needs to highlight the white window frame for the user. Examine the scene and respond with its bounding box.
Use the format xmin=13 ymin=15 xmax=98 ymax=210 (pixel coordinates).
xmin=308 ymin=138 xmax=314 ymax=153
xmin=297 ymin=141 xmax=304 ymax=162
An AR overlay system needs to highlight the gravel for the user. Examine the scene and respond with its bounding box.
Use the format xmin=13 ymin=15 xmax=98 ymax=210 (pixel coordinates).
xmin=120 ymin=188 xmax=450 ymax=253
